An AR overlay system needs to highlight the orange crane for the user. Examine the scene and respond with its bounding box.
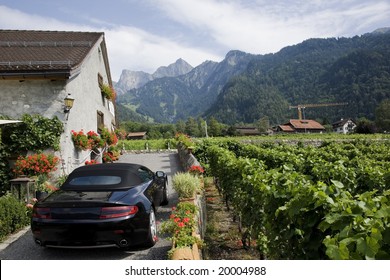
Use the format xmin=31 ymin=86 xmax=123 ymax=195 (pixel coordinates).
xmin=289 ymin=102 xmax=348 ymax=120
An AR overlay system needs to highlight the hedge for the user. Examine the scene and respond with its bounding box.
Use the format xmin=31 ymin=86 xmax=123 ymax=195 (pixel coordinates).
xmin=0 ymin=194 xmax=30 ymax=241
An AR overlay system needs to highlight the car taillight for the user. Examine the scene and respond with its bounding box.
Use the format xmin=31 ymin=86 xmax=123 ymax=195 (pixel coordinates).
xmin=99 ymin=206 xmax=138 ymax=219
xmin=32 ymin=207 xmax=51 ymax=219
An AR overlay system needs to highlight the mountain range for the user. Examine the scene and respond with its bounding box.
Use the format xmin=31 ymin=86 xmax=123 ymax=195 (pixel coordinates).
xmin=116 ymin=28 xmax=390 ymax=125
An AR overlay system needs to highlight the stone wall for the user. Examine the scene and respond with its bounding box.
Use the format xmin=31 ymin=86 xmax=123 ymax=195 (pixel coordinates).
xmin=176 ymin=143 xmax=201 ymax=171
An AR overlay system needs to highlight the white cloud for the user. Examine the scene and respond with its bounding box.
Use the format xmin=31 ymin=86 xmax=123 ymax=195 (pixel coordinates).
xmin=104 ymin=26 xmax=222 ymax=80
xmin=1 ymin=1 xmax=389 ymax=81
xmin=152 ymin=0 xmax=390 ymax=53
xmin=0 ymin=5 xmax=222 ymax=81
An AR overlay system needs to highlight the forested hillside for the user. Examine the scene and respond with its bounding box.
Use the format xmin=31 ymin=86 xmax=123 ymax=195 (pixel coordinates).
xmin=117 ymin=30 xmax=390 ymax=125
xmin=117 ymin=51 xmax=256 ymax=123
xmin=206 ymin=32 xmax=390 ymax=125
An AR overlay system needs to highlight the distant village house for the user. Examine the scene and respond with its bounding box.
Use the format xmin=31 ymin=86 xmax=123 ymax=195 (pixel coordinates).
xmin=276 ymin=119 xmax=325 ymax=133
xmin=127 ymin=132 xmax=147 ymax=140
xmin=332 ymin=118 xmax=356 ymax=134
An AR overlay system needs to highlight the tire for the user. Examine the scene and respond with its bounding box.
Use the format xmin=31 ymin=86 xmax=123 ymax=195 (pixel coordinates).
xmin=144 ymin=207 xmax=158 ymax=247
xmin=161 ymin=184 xmax=169 ymax=206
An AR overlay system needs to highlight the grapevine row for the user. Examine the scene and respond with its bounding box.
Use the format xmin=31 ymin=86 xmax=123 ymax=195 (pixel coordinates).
xmin=198 ymin=139 xmax=390 ymax=259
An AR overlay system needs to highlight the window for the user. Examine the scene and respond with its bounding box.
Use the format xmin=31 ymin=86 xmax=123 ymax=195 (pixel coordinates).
xmin=69 ymin=176 xmax=121 ymax=186
xmin=98 ymin=73 xmax=106 ymax=106
xmin=97 ymin=73 xmax=103 ymax=87
xmin=97 ymin=111 xmax=104 ymax=133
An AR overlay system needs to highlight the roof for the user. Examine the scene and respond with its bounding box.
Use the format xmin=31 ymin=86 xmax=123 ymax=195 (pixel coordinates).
xmin=288 ymin=119 xmax=325 ymax=130
xmin=235 ymin=127 xmax=260 ymax=135
xmin=332 ymin=118 xmax=355 ymax=127
xmin=278 ymin=125 xmax=295 ymax=132
xmin=0 ymin=30 xmax=109 ymax=80
xmin=127 ymin=132 xmax=147 ymax=137
xmin=0 ymin=120 xmax=22 ymax=125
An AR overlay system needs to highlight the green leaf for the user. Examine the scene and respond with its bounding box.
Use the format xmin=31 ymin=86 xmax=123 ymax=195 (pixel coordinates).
xmin=357 ymin=236 xmax=380 ymax=259
xmin=375 ymin=206 xmax=390 ymax=218
xmin=371 ymin=227 xmax=382 ymax=242
xmin=324 ymin=237 xmax=350 ymax=260
xmin=331 ymin=180 xmax=344 ymax=189
xmin=324 ymin=213 xmax=342 ymax=224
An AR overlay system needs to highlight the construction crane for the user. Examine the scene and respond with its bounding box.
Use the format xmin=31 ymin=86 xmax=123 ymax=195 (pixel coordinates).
xmin=289 ymin=102 xmax=348 ymax=120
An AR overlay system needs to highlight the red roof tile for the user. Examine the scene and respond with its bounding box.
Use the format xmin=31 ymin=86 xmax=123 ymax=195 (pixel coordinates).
xmin=288 ymin=119 xmax=325 ymax=130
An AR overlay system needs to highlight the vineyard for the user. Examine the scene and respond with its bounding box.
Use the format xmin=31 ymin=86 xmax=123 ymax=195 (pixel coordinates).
xmin=194 ymin=137 xmax=390 ymax=260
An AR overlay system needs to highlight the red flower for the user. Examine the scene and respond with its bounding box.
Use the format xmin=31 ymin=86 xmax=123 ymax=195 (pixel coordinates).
xmin=188 ymin=165 xmax=204 ymax=175
xmin=13 ymin=153 xmax=59 ymax=177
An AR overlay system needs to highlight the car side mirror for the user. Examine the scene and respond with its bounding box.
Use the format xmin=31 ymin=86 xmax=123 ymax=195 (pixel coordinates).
xmin=155 ymin=171 xmax=166 ymax=178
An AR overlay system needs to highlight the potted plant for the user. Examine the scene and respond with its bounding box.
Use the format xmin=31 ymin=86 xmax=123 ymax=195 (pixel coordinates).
xmin=188 ymin=165 xmax=204 ymax=176
xmin=101 ymin=84 xmax=115 ymax=100
xmin=160 ymin=202 xmax=203 ymax=259
xmin=13 ymin=153 xmax=60 ymax=200
xmin=172 ymin=172 xmax=200 ymax=200
xmin=34 ymin=175 xmax=58 ymax=200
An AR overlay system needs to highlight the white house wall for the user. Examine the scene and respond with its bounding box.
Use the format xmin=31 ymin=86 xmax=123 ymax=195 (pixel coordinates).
xmin=0 ymin=38 xmax=115 ymax=175
xmin=61 ymin=40 xmax=115 ymax=173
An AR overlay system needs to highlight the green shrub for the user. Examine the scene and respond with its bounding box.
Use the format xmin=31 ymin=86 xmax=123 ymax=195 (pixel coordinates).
xmin=0 ymin=193 xmax=30 ymax=241
xmin=172 ymin=172 xmax=200 ymax=199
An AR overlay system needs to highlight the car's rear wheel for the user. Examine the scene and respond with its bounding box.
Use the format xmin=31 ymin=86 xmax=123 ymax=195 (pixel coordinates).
xmin=144 ymin=207 xmax=158 ymax=247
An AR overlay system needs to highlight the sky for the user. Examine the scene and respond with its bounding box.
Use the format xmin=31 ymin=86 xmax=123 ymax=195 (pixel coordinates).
xmin=0 ymin=0 xmax=389 ymax=81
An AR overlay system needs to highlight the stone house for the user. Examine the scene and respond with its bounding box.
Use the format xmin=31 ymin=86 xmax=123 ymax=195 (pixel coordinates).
xmin=0 ymin=30 xmax=116 ymax=174
xmin=332 ymin=118 xmax=356 ymax=134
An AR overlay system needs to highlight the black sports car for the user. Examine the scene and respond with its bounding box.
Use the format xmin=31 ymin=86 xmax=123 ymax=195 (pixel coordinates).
xmin=31 ymin=163 xmax=169 ymax=249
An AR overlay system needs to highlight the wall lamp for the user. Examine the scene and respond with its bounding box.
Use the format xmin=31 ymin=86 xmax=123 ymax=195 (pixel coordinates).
xmin=64 ymin=93 xmax=75 ymax=113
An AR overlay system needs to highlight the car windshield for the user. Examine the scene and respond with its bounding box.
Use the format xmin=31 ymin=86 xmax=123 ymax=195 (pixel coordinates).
xmin=68 ymin=176 xmax=121 ymax=186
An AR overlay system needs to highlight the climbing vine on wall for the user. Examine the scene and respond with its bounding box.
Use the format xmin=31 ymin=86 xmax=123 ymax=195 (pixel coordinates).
xmin=0 ymin=114 xmax=63 ymax=194
xmin=1 ymin=114 xmax=63 ymax=154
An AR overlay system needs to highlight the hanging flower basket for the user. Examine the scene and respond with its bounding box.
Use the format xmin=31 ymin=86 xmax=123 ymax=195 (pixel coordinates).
xmin=87 ymin=130 xmax=105 ymax=149
xmin=71 ymin=130 xmax=90 ymax=150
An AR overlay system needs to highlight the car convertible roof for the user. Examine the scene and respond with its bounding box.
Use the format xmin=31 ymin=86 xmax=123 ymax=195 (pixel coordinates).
xmin=61 ymin=163 xmax=149 ymax=190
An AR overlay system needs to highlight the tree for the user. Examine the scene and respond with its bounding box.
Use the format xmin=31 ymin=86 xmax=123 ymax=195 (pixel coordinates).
xmin=208 ymin=117 xmax=222 ymax=137
xmin=175 ymin=120 xmax=186 ymax=134
xmin=185 ymin=117 xmax=200 ymax=137
xmin=375 ymin=99 xmax=390 ymax=132
xmin=355 ymin=117 xmax=377 ymax=134
xmin=256 ymin=116 xmax=270 ymax=133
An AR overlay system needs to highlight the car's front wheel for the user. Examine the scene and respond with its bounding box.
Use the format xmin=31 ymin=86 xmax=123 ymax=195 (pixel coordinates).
xmin=144 ymin=207 xmax=158 ymax=247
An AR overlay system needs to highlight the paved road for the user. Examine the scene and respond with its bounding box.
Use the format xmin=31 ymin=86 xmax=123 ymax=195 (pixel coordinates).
xmin=0 ymin=152 xmax=182 ymax=260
